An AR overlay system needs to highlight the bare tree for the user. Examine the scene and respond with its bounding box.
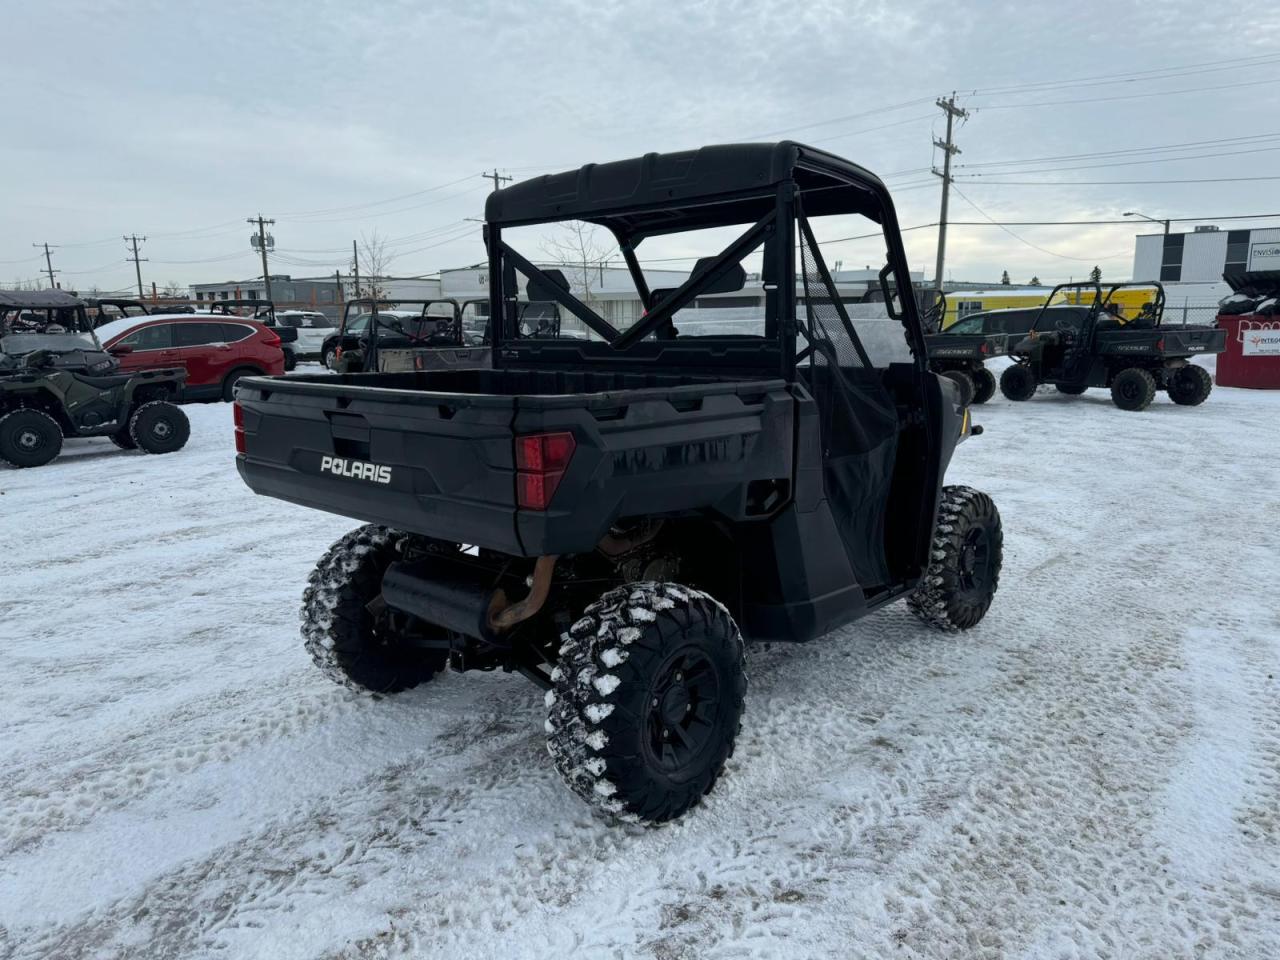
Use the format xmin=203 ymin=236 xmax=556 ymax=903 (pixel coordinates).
xmin=357 ymin=231 xmax=394 ymax=300
xmin=162 ymin=280 xmax=185 ymax=298
xmin=540 ymin=221 xmax=612 ymax=304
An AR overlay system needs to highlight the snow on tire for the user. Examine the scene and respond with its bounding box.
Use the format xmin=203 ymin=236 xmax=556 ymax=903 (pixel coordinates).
xmin=546 ymin=581 xmax=746 ymax=825
xmin=300 ymin=523 xmax=448 ymax=695
xmin=908 ymin=485 xmax=1003 ymax=632
xmin=129 ymin=401 xmax=190 ymax=454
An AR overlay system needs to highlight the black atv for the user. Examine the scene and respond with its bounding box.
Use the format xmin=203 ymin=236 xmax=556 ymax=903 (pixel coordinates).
xmin=922 ymin=293 xmax=1004 ymax=405
xmin=999 ymin=281 xmax=1227 ymax=410
xmin=236 ymin=141 xmax=1003 ymax=824
xmin=0 ymin=291 xmax=190 ymax=468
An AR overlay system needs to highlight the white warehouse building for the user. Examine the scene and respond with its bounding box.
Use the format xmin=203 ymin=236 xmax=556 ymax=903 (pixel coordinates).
xmin=1132 ymin=225 xmax=1280 ymax=284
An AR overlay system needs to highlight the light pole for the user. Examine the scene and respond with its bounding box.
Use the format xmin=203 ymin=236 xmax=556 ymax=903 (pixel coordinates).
xmin=1123 ymin=211 xmax=1170 ymax=236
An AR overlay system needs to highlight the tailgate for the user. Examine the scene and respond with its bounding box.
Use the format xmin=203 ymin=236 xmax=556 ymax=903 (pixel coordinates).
xmin=1159 ymin=326 xmax=1227 ymax=356
xmin=235 ymin=376 xmax=520 ymax=553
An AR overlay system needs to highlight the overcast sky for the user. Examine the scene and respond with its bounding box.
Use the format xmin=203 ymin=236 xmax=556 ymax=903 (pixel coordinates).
xmin=4 ymin=0 xmax=1278 ymax=294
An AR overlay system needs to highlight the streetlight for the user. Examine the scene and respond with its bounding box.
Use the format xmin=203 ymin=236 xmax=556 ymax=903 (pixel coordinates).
xmin=1123 ymin=211 xmax=1170 ymax=236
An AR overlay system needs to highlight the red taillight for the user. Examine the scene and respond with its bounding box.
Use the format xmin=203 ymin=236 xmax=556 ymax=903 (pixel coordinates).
xmin=1155 ymin=338 xmax=1164 ymax=351
xmin=335 ymin=346 xmax=343 ymax=361
xmin=261 ymin=331 xmax=282 ymax=346
xmin=233 ymin=401 xmax=245 ymax=454
xmin=979 ymin=341 xmax=990 ymax=355
xmin=515 ymin=432 xmax=576 ymax=510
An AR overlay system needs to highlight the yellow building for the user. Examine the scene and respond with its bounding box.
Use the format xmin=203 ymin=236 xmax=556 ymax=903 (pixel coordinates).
xmin=940 ymin=285 xmax=1161 ymax=329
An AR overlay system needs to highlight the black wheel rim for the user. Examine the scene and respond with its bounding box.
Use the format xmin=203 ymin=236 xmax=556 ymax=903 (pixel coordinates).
xmin=644 ymin=646 xmax=722 ymax=777
xmin=151 ymin=417 xmax=173 ymax=440
xmin=957 ymin=526 xmax=993 ymax=600
xmin=16 ymin=428 xmax=45 ymax=451
xmin=1120 ymin=379 xmax=1140 ymax=401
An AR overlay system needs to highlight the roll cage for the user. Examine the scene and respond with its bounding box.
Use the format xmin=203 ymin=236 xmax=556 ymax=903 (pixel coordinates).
xmin=0 ymin=290 xmax=92 ymax=335
xmin=482 ymin=141 xmax=928 ymax=378
xmin=209 ymin=299 xmax=275 ymax=322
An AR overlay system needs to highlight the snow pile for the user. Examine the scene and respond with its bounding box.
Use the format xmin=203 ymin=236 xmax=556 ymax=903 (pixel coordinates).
xmin=1 ymin=362 xmax=1277 ymax=958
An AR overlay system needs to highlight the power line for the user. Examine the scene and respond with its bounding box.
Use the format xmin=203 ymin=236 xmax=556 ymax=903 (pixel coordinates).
xmin=963 ymin=52 xmax=1280 ymax=99
xmin=953 ymin=175 xmax=1280 ymax=185
xmin=969 ymin=75 xmax=1280 ymax=110
xmin=950 ymin=187 xmax=1131 ymax=262
xmin=957 ymin=131 xmax=1280 ymax=169
xmin=957 ymin=144 xmax=1280 ymax=177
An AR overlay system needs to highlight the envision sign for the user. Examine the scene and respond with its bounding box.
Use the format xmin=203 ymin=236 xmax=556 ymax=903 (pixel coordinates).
xmin=1248 ymin=242 xmax=1280 ymax=270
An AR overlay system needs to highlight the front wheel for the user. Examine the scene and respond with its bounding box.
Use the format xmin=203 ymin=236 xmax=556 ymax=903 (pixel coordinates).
xmin=1168 ymin=364 xmax=1212 ymax=406
xmin=129 ymin=401 xmax=190 ymax=454
xmin=971 ymin=366 xmax=996 ymax=404
xmin=999 ymin=363 xmax=1037 ymax=401
xmin=1110 ymin=367 xmax=1156 ymax=411
xmin=322 ymin=347 xmax=336 ymax=370
xmin=301 ymin=524 xmax=450 ymax=694
xmin=0 ymin=408 xmax=63 ymax=468
xmin=941 ymin=370 xmax=975 ymax=406
xmin=908 ymin=485 xmax=1003 ymax=631
xmin=547 ymin=581 xmax=746 ymax=824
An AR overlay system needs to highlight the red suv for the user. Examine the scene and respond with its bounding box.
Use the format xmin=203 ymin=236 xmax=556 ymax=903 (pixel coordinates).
xmin=98 ymin=316 xmax=285 ymax=402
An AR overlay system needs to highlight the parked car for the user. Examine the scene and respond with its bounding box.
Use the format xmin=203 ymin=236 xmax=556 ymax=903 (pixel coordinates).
xmin=94 ymin=315 xmax=285 ymax=402
xmin=271 ymin=310 xmax=335 ymax=362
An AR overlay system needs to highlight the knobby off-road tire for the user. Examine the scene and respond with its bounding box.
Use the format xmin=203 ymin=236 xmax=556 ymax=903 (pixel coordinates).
xmin=908 ymin=485 xmax=1003 ymax=632
xmin=1110 ymin=367 xmax=1157 ymax=411
xmin=999 ymin=363 xmax=1037 ymax=401
xmin=0 ymin=408 xmax=62 ymax=468
xmin=971 ymin=367 xmax=996 ymax=405
xmin=301 ymin=524 xmax=449 ymax=695
xmin=546 ymin=581 xmax=747 ymax=824
xmin=1168 ymin=364 xmax=1213 ymax=406
xmin=941 ymin=370 xmax=975 ymax=406
xmin=1055 ymin=382 xmax=1088 ymax=396
xmin=109 ymin=427 xmax=137 ymax=450
xmin=129 ymin=401 xmax=191 ymax=454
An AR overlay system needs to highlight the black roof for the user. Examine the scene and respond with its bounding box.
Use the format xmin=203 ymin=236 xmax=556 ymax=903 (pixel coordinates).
xmin=1224 ymin=270 xmax=1280 ymax=297
xmin=0 ymin=289 xmax=85 ymax=309
xmin=485 ymin=141 xmax=888 ymax=237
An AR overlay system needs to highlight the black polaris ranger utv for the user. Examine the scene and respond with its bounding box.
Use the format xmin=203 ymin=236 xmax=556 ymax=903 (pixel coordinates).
xmin=922 ymin=294 xmax=1004 ymax=405
xmin=236 ymin=142 xmax=1003 ymax=823
xmin=999 ymin=281 xmax=1226 ymax=410
xmin=0 ymin=290 xmax=189 ymax=467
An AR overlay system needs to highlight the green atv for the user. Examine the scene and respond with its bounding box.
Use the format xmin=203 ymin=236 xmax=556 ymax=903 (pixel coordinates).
xmin=0 ymin=291 xmax=190 ymax=468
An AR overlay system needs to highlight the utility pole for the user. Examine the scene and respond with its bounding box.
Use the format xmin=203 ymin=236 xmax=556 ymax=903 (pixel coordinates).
xmin=351 ymin=240 xmax=361 ymax=298
xmin=33 ymin=243 xmax=59 ymax=288
xmin=124 ymin=234 xmax=148 ymax=298
xmin=482 ymin=169 xmax=512 ymax=192
xmin=248 ymin=214 xmax=275 ymax=302
xmin=931 ymin=93 xmax=969 ymax=296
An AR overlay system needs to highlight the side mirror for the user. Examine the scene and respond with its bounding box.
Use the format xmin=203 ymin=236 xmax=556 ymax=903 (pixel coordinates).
xmin=108 ymin=343 xmax=133 ymax=356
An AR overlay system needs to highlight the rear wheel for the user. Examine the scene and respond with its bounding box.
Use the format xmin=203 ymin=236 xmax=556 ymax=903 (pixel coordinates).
xmin=546 ymin=581 xmax=746 ymax=824
xmin=999 ymin=363 xmax=1037 ymax=401
xmin=129 ymin=401 xmax=190 ymax=454
xmin=222 ymin=368 xmax=257 ymax=402
xmin=908 ymin=485 xmax=1003 ymax=631
xmin=282 ymin=350 xmax=298 ymax=372
xmin=301 ymin=524 xmax=449 ymax=695
xmin=1110 ymin=367 xmax=1157 ymax=411
xmin=322 ymin=347 xmax=336 ymax=370
xmin=0 ymin=408 xmax=62 ymax=468
xmin=1055 ymin=382 xmax=1088 ymax=396
xmin=1168 ymin=364 xmax=1212 ymax=406
xmin=941 ymin=370 xmax=975 ymax=406
xmin=971 ymin=367 xmax=996 ymax=404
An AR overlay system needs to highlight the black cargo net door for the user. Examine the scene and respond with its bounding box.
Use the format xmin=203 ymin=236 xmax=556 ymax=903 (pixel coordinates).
xmin=796 ymin=211 xmax=899 ymax=589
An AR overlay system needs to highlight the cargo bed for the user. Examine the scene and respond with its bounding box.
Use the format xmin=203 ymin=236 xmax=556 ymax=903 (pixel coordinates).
xmin=235 ymin=368 xmax=794 ymax=557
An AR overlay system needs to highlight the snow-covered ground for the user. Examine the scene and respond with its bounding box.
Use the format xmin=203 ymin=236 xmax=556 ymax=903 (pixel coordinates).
xmin=2 ymin=360 xmax=1278 ymax=959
